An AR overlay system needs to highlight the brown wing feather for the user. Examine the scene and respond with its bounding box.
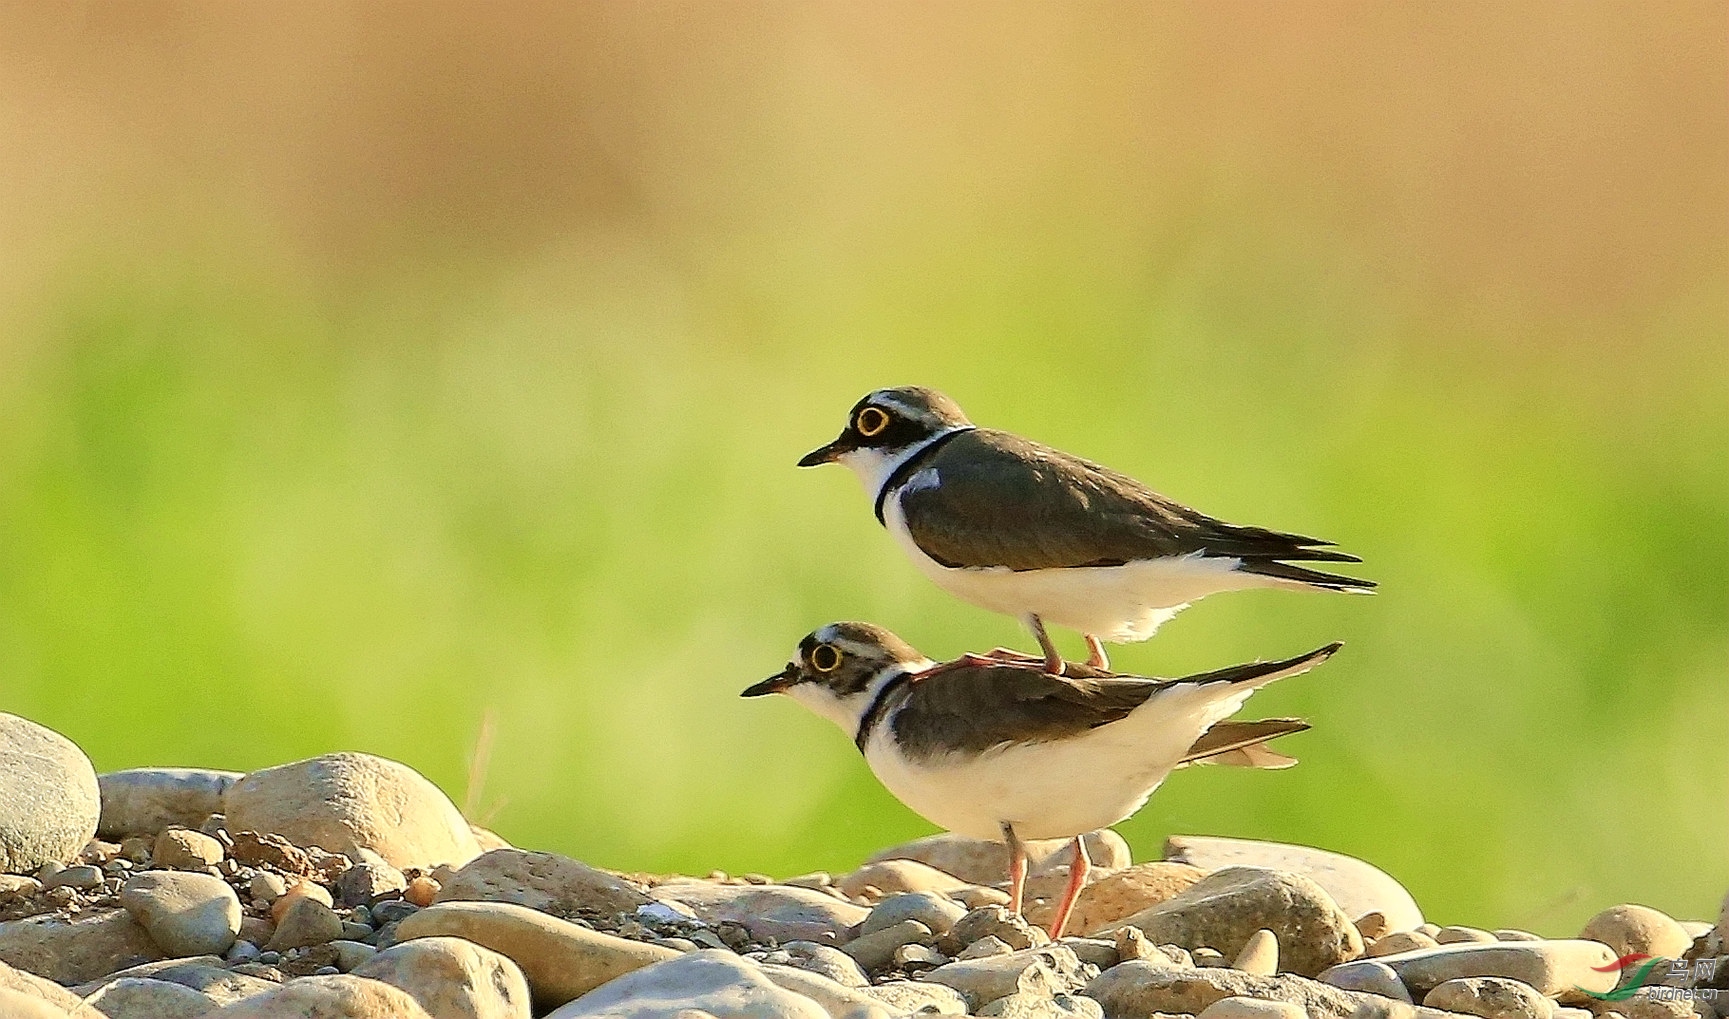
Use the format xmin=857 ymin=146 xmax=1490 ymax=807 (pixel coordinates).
xmin=897 ymin=430 xmax=1371 ymax=587
xmin=888 ymin=664 xmax=1163 ymax=760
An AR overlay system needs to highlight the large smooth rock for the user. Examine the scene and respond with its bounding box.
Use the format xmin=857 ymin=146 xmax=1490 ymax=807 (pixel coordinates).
xmin=1578 ymin=905 xmax=1692 ymax=961
xmin=0 ymin=714 xmax=102 ymax=875
xmin=1423 ymin=976 xmax=1554 ymax=1019
xmin=546 ymin=950 xmax=828 ymax=1019
xmin=1052 ymin=861 xmax=1206 ymax=936
xmin=839 ymin=859 xmax=974 ymax=898
xmin=865 ymin=980 xmax=969 ymax=1015
xmin=395 ymin=900 xmax=679 ymax=1010
xmin=0 ymin=985 xmax=76 ymax=1018
xmin=1106 ymin=866 xmax=1363 ymax=976
xmin=223 ymin=753 xmax=479 ymax=871
xmin=1084 ymin=961 xmax=1375 ymax=1019
xmin=0 ymin=909 xmax=164 ymax=984
xmin=865 ymin=831 xmax=1130 ymax=885
xmin=759 ymin=963 xmax=894 ymax=1019
xmin=433 ymin=849 xmax=648 ymax=915
xmin=919 ymin=946 xmax=1089 ymax=1008
xmin=97 ymin=769 xmax=242 ymax=839
xmin=652 ymin=881 xmax=869 ymax=945
xmin=1164 ymin=837 xmax=1424 ymax=934
xmin=1318 ymin=940 xmax=1618 ymax=997
xmin=206 ymin=974 xmax=433 ymax=1018
xmin=353 ymin=936 xmax=532 ymax=1019
xmin=83 ymin=977 xmax=218 ymax=1018
xmin=79 ymin=962 xmax=275 ymax=1008
xmin=0 ymin=959 xmax=105 ymax=1018
xmin=119 ymin=871 xmax=242 ymax=957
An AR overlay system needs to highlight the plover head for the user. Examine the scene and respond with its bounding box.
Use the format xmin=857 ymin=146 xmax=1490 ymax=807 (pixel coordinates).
xmin=797 ymin=387 xmax=973 ymax=494
xmin=742 ymin=621 xmax=931 ymax=732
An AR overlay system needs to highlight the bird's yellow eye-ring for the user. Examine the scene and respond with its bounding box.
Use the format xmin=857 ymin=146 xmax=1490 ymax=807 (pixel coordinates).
xmin=810 ymin=643 xmax=842 ymax=672
xmin=855 ymin=406 xmax=890 ymax=437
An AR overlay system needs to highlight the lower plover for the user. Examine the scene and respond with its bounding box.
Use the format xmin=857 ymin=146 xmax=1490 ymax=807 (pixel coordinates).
xmin=742 ymin=621 xmax=1338 ymax=937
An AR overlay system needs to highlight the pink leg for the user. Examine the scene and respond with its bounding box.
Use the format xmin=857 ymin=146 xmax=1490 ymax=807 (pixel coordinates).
xmin=1027 ymin=615 xmax=1064 ymax=675
xmin=1083 ymin=635 xmax=1110 ymax=670
xmin=1046 ymin=835 xmax=1091 ymax=939
xmin=1002 ymin=822 xmax=1029 ymax=917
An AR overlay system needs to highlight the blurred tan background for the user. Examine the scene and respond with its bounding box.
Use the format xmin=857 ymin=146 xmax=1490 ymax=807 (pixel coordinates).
xmin=1 ymin=2 xmax=1724 ymax=933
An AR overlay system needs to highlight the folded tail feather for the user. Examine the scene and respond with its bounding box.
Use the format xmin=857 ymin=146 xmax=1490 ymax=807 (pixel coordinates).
xmin=1180 ymin=718 xmax=1310 ymax=769
xmin=1237 ymin=559 xmax=1377 ymax=592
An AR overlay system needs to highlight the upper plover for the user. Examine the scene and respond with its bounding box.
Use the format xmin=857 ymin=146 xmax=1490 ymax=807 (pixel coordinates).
xmin=799 ymin=387 xmax=1373 ymax=672
xmin=742 ymin=621 xmax=1338 ymax=936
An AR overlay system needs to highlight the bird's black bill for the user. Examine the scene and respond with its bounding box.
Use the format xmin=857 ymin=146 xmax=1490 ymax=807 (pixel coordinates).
xmin=741 ymin=668 xmax=797 ymax=697
xmin=797 ymin=437 xmax=847 ymax=467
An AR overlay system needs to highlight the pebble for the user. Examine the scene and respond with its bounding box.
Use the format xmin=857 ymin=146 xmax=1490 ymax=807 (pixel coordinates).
xmin=1320 ymin=958 xmax=1412 ymax=1001
xmin=1058 ymin=936 xmax=1120 ymax=969
xmin=896 ymin=943 xmax=947 ymax=968
xmin=1368 ymin=930 xmax=1440 ymax=957
xmin=371 ymin=900 xmax=422 ymax=925
xmin=1579 ymin=904 xmax=1694 ymax=961
xmin=1109 ymin=867 xmax=1363 ymax=977
xmin=782 ymin=940 xmax=870 ymax=987
xmin=335 ymin=860 xmax=408 ymax=907
xmin=758 ymin=962 xmax=896 ymax=1019
xmin=83 ymin=976 xmax=219 ymax=1018
xmin=96 ymin=768 xmax=242 ymax=839
xmin=839 ymin=859 xmax=974 ymax=898
xmin=223 ymin=752 xmax=481 ymax=871
xmin=0 ymin=875 xmax=43 ymax=899
xmin=0 ymin=713 xmax=102 ymax=875
xmin=44 ymin=864 xmax=103 ymax=891
xmin=843 ymin=919 xmax=934 ymax=971
xmin=237 ymin=916 xmax=274 ymax=948
xmin=864 ymin=830 xmax=1130 ymax=886
xmin=943 ymin=905 xmax=1050 ymax=955
xmin=1233 ymin=928 xmax=1280 ymax=975
xmin=1048 ymin=861 xmax=1206 ymax=937
xmin=433 ymin=847 xmax=651 ymax=916
xmin=246 ymin=872 xmax=287 ymax=902
xmin=264 ymin=895 xmax=345 ymax=952
xmin=202 ymin=973 xmax=433 ymax=1018
xmin=1494 ymin=930 xmax=1544 ymax=942
xmin=354 ymin=934 xmax=532 ymax=1018
xmin=1322 ymin=939 xmax=1619 ymax=997
xmin=919 ymin=945 xmax=1089 ymax=1008
xmin=979 ymin=990 xmax=1106 ymax=1019
xmin=153 ymin=829 xmax=226 ymax=870
xmin=544 ymin=950 xmax=827 ymax=1019
xmin=119 ymin=870 xmax=243 ymax=956
xmin=867 ymin=979 xmax=970 ymax=1015
xmin=1196 ymin=998 xmax=1306 ymax=1019
xmin=394 ymin=900 xmax=680 ymax=1010
xmin=960 ymin=935 xmax=1017 ymax=960
xmin=403 ymin=876 xmax=441 ymax=907
xmin=652 ymin=880 xmax=869 ymax=945
xmin=954 ymin=886 xmax=1014 ymax=910
xmin=860 ymin=891 xmax=969 ymax=937
xmin=270 ymin=879 xmax=334 ymax=921
xmin=224 ymin=940 xmax=260 ymax=964
xmin=1424 ymin=976 xmax=1555 ymax=1019
xmin=1085 ymin=960 xmax=1369 ymax=1018
xmin=1164 ymin=835 xmax=1425 ymax=934
xmin=1356 ymin=912 xmax=1392 ymax=940
xmin=1437 ymin=926 xmax=1500 ymax=945
xmin=1194 ymin=947 xmax=1229 ymax=967
xmin=340 ymin=920 xmax=374 ymax=940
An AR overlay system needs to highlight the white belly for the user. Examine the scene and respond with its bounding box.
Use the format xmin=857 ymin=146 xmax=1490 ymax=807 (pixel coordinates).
xmin=884 ymin=492 xmax=1282 ymax=641
xmin=861 ymin=682 xmax=1254 ymax=841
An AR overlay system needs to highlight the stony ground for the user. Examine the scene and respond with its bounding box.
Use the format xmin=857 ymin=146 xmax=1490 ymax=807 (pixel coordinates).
xmin=0 ymin=711 xmax=1723 ymax=1019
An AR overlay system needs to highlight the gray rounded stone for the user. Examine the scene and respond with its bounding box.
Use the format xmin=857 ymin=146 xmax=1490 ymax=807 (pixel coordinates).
xmin=861 ymin=891 xmax=969 ymax=938
xmin=0 ymin=714 xmax=101 ymax=874
xmin=119 ymin=871 xmax=242 ymax=957
xmin=96 ymin=769 xmax=242 ymax=839
xmin=1424 ymin=976 xmax=1554 ymax=1019
xmin=83 ymin=976 xmax=218 ymax=1018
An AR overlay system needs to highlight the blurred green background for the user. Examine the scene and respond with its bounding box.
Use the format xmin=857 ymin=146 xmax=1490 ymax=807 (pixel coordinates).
xmin=1 ymin=3 xmax=1724 ymax=934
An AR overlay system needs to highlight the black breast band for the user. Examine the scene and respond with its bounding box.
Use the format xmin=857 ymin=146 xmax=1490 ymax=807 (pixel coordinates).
xmin=854 ymin=671 xmax=913 ymax=752
xmin=873 ymin=428 xmax=972 ymax=525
